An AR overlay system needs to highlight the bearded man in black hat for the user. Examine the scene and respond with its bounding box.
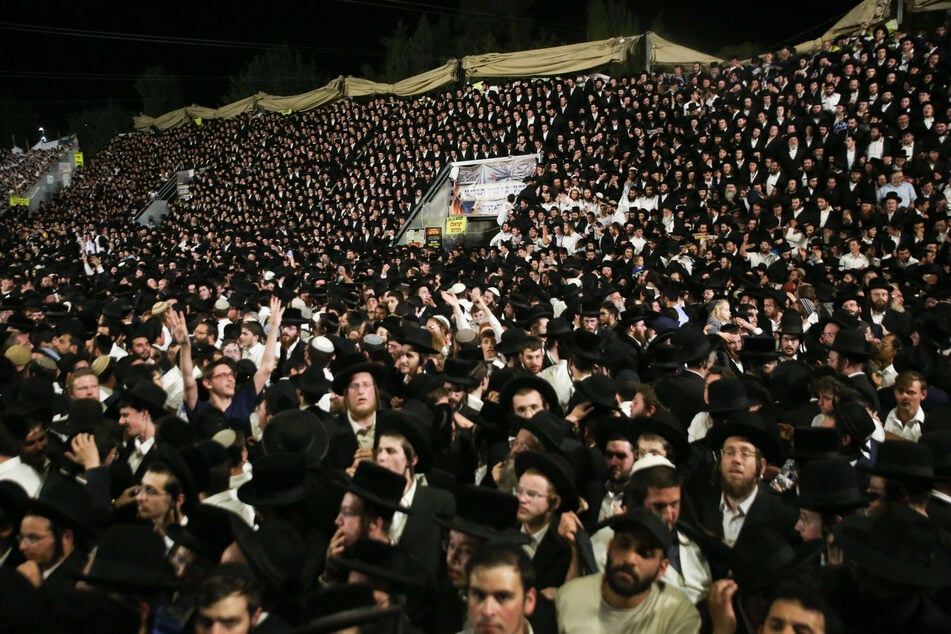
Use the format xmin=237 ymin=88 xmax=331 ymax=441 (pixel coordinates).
xmin=697 ymin=412 xmax=798 ymax=548
xmin=17 ymin=478 xmax=94 ymax=598
xmin=826 ymin=328 xmax=880 ymax=412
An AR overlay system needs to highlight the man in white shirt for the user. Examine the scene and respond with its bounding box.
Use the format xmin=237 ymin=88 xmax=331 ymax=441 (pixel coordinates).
xmin=883 ymin=371 xmax=928 ymax=441
xmin=556 ymin=507 xmax=701 ymax=633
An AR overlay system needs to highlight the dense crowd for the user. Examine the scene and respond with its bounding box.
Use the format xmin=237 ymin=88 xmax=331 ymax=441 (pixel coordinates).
xmin=1 ymin=20 xmax=951 ymax=634
xmin=0 ymin=146 xmax=69 ymax=203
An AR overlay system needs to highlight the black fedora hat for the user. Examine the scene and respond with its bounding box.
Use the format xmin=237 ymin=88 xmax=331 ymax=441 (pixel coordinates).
xmin=281 ymin=308 xmax=308 ymax=325
xmin=738 ymin=335 xmax=780 ymax=362
xmin=573 ymin=374 xmax=620 ymax=410
xmin=230 ymin=517 xmax=305 ymax=591
xmin=561 ymin=329 xmax=604 ymax=364
xmin=74 ymin=524 xmax=178 ymax=594
xmin=27 ymin=477 xmax=96 ymax=536
xmin=335 ymin=461 xmax=412 ymax=514
xmin=858 ymin=439 xmax=934 ymax=483
xmin=545 ymin=317 xmax=574 ymax=339
xmin=671 ymin=327 xmax=718 ymax=365
xmin=331 ymin=359 xmax=388 ymax=396
xmin=828 ymin=329 xmax=874 ymax=360
xmin=789 ymin=427 xmax=841 ymax=462
xmin=396 ymin=326 xmax=439 ymax=355
xmin=594 ymin=412 xmax=689 ymax=465
xmin=119 ymin=380 xmax=169 ymax=419
xmin=494 ymin=329 xmax=527 ymax=356
xmin=441 ymin=357 xmax=478 ymax=388
xmin=498 ymin=375 xmax=560 ymax=416
xmin=166 ymin=504 xmax=240 ymax=560
xmin=436 ymin=485 xmax=530 ymax=544
xmin=514 ymin=410 xmax=569 ymax=454
xmin=238 ymin=452 xmax=314 ymax=507
xmin=789 ymin=457 xmax=874 ymax=513
xmin=835 ymin=505 xmax=951 ymax=588
xmin=515 ymin=450 xmax=579 ymax=513
xmin=331 ymin=538 xmax=425 ymax=590
xmin=375 ymin=406 xmax=434 ymax=474
xmin=262 ymin=409 xmax=330 ymax=467
xmin=707 ymin=410 xmax=782 ymax=464
xmin=776 ymin=312 xmax=804 ymax=336
xmin=704 ymin=378 xmax=750 ymax=415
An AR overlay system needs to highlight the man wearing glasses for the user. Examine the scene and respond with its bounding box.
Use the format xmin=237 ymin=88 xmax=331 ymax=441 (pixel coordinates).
xmin=698 ymin=412 xmax=798 ymax=548
xmin=170 ymin=298 xmax=283 ymax=437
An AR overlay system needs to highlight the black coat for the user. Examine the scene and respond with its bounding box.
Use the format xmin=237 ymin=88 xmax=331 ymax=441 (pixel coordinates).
xmin=696 ymin=484 xmax=800 ymax=548
xmin=530 ymin=526 xmax=572 ymax=591
xmin=398 ymin=484 xmax=456 ymax=578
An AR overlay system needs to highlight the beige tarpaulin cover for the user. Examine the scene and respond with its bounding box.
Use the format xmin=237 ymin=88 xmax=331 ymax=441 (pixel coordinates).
xmin=909 ymin=0 xmax=951 ymax=10
xmin=257 ymin=78 xmax=344 ymax=112
xmin=647 ymin=33 xmax=722 ymax=66
xmin=345 ymin=60 xmax=459 ymax=97
xmin=462 ymin=37 xmax=636 ymax=78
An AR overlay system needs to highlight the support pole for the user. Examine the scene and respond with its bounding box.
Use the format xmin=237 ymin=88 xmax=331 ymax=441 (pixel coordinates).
xmin=645 ymin=31 xmax=652 ymax=74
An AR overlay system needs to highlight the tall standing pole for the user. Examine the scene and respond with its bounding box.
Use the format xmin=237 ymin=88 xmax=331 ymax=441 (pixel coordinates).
xmin=645 ymin=31 xmax=652 ymax=74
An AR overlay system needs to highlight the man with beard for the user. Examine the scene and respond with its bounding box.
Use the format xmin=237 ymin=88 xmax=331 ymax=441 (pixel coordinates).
xmin=555 ymin=507 xmax=701 ymax=633
xmin=866 ymin=278 xmax=910 ymax=340
xmin=696 ymin=412 xmax=798 ymax=548
xmin=325 ymin=360 xmax=389 ymax=471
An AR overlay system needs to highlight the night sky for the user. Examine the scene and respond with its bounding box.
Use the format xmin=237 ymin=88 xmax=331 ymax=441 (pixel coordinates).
xmin=2 ymin=0 xmax=866 ymax=143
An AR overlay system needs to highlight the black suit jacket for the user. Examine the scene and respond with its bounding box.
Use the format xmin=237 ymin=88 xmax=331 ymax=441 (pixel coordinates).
xmin=531 ymin=526 xmax=572 ymax=591
xmin=399 ymin=485 xmax=456 ymax=578
xmin=696 ymin=484 xmax=800 ymax=548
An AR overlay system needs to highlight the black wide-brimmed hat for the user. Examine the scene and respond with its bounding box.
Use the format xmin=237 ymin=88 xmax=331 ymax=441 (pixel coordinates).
xmin=704 ymin=378 xmax=750 ymax=415
xmin=573 ymin=374 xmax=620 ymax=410
xmin=230 ymin=517 xmax=305 ymax=591
xmin=858 ymin=439 xmax=934 ymax=483
xmin=514 ymin=450 xmax=579 ymax=513
xmin=836 ymin=505 xmax=951 ymax=588
xmin=776 ymin=312 xmax=804 ymax=336
xmin=435 ymin=485 xmax=529 ymax=544
xmin=27 ymin=477 xmax=96 ymax=536
xmin=396 ymin=326 xmax=439 ymax=355
xmin=281 ymin=308 xmax=308 ymax=325
xmin=331 ymin=359 xmax=388 ymax=396
xmin=166 ymin=504 xmax=240 ymax=560
xmin=331 ymin=538 xmax=426 ymax=590
xmin=238 ymin=452 xmax=314 ymax=507
xmin=789 ymin=427 xmax=841 ymax=462
xmin=560 ymin=329 xmax=604 ymax=364
xmin=493 ymin=329 xmax=527 ymax=356
xmin=738 ymin=335 xmax=780 ymax=362
xmin=671 ymin=327 xmax=718 ymax=365
xmin=707 ymin=410 xmax=782 ymax=464
xmin=118 ymin=380 xmax=169 ymax=419
xmin=498 ymin=374 xmax=560 ymax=416
xmin=828 ymin=329 xmax=874 ymax=360
xmin=334 ymin=461 xmax=411 ymax=514
xmin=790 ymin=457 xmax=874 ymax=513
xmin=513 ymin=410 xmax=569 ymax=454
xmin=261 ymin=409 xmax=330 ymax=467
xmin=593 ymin=412 xmax=689 ymax=466
xmin=441 ymin=357 xmax=478 ymax=388
xmin=74 ymin=524 xmax=178 ymax=594
xmin=375 ymin=406 xmax=434 ymax=474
